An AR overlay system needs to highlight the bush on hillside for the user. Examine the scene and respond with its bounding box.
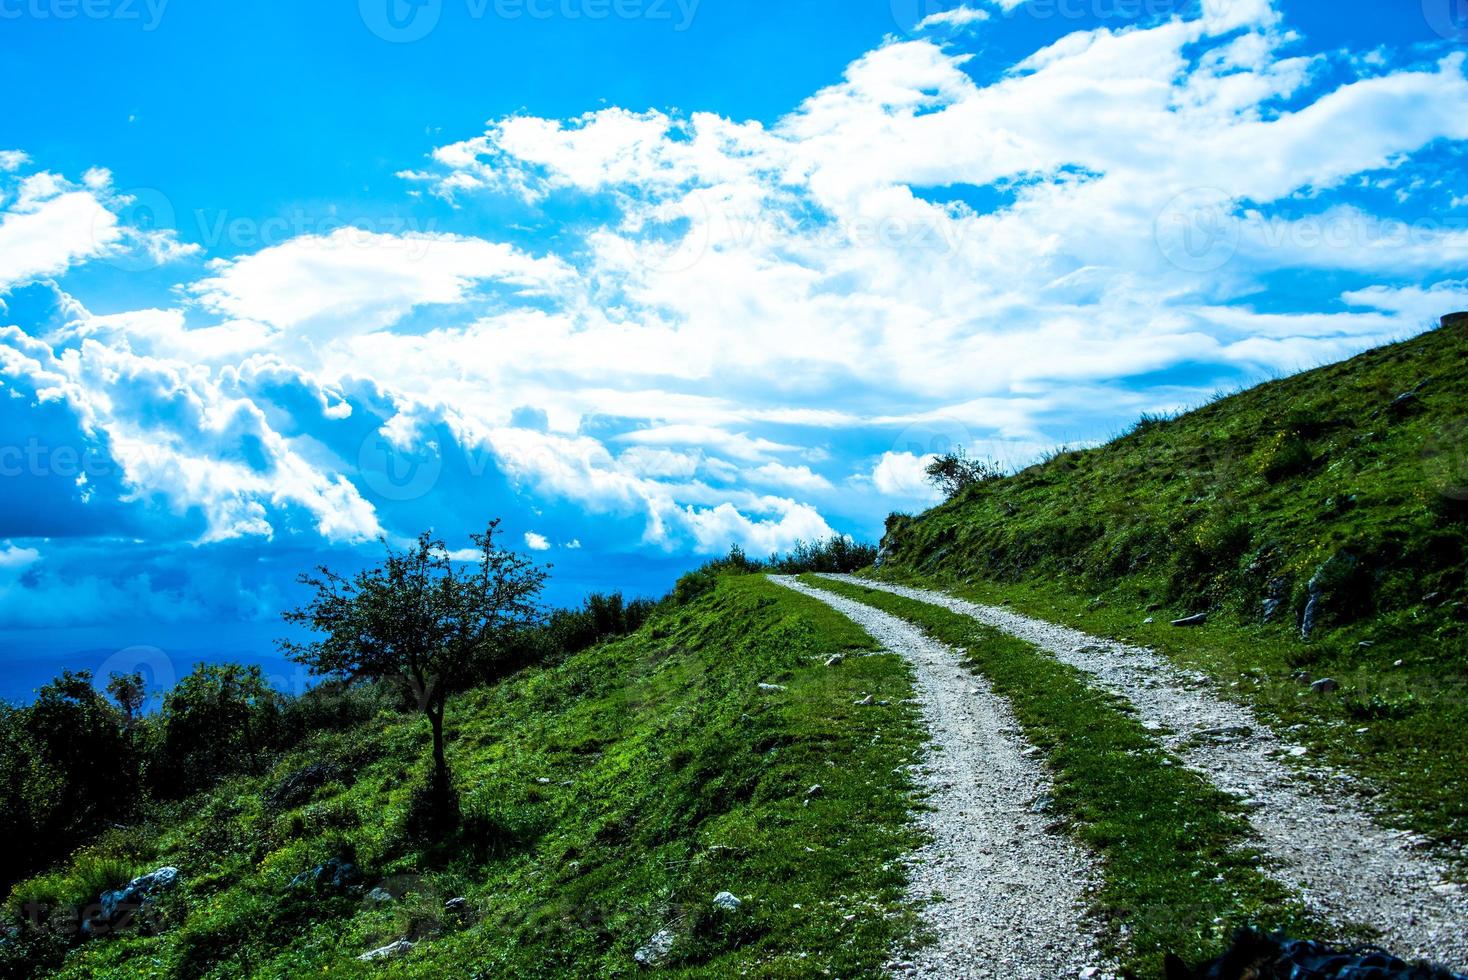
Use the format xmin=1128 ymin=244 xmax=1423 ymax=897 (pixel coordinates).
xmin=544 ymin=592 xmax=658 ymax=656
xmin=0 ymin=705 xmax=51 ymax=891
xmin=1257 ymin=430 xmax=1315 ymax=483
xmin=767 ymin=536 xmax=878 ymax=574
xmin=0 ymin=673 xmax=142 ymax=895
xmin=672 ymin=546 xmax=763 ymax=606
xmin=925 ymin=448 xmax=1003 ymax=501
xmin=1127 ymin=412 xmax=1174 ymax=437
xmin=280 ymin=679 xmax=393 ymax=739
xmin=152 ymin=663 xmax=284 ymax=798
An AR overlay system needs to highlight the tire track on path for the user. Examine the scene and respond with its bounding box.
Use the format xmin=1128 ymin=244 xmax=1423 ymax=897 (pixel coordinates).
xmin=771 ymin=576 xmax=1112 ymax=980
xmin=819 ymin=574 xmax=1468 ymax=971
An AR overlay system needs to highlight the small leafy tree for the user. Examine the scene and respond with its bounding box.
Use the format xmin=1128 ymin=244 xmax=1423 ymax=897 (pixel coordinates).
xmin=22 ymin=671 xmax=137 ymax=850
xmin=106 ymin=671 xmax=147 ymax=725
xmin=154 ymin=663 xmax=282 ymax=797
xmin=925 ymin=448 xmax=1003 ymax=501
xmin=1 ymin=702 xmax=56 ymax=891
xmin=281 ymin=522 xmax=547 ymax=833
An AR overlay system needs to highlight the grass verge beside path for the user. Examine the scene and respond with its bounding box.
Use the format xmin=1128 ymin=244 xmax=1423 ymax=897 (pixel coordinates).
xmin=867 ymin=568 xmax=1468 ymax=860
xmin=799 ymin=574 xmax=1316 ymax=980
xmin=10 ymin=575 xmax=927 ymax=979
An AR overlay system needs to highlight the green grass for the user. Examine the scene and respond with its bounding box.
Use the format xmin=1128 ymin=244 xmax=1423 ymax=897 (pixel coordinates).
xmin=866 ymin=568 xmax=1468 ymax=862
xmin=797 ymin=574 xmax=1317 ymax=980
xmin=5 ymin=575 xmax=928 ymax=979
xmin=879 ymin=320 xmax=1468 ymax=851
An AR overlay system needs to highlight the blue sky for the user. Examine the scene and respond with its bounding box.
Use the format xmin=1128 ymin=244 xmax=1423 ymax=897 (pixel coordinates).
xmin=2 ymin=0 xmax=1467 ymax=701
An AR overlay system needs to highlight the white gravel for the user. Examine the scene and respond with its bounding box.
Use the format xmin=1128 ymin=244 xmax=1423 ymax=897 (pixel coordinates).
xmin=819 ymin=574 xmax=1468 ymax=972
xmin=771 ymin=576 xmax=1112 ymax=980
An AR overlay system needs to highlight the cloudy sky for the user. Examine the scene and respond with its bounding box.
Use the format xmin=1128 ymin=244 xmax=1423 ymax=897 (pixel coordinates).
xmin=2 ymin=0 xmax=1466 ymax=698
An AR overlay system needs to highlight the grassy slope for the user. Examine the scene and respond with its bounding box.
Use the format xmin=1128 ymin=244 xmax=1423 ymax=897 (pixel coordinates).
xmin=799 ymin=575 xmax=1315 ymax=978
xmin=7 ymin=576 xmax=927 ymax=979
xmin=879 ymin=320 xmax=1468 ymax=851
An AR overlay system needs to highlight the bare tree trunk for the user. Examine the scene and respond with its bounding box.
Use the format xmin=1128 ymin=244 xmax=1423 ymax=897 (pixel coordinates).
xmin=423 ymin=692 xmax=459 ymax=834
xmin=427 ymin=698 xmax=448 ymax=793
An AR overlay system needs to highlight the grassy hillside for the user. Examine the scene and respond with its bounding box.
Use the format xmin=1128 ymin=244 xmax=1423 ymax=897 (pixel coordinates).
xmin=878 ymin=317 xmax=1468 ymax=850
xmin=2 ymin=576 xmax=926 ymax=979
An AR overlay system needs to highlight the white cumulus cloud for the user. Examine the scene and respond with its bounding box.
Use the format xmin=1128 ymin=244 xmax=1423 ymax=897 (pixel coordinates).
xmin=871 ymin=452 xmax=942 ymax=501
xmin=5 ymin=1 xmax=1468 ymax=561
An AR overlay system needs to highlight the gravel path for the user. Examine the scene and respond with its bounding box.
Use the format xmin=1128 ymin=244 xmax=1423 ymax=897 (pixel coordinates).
xmin=772 ymin=576 xmax=1112 ymax=980
xmin=818 ymin=574 xmax=1468 ymax=971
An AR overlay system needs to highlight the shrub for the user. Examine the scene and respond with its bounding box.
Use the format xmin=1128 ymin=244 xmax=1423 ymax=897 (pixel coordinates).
xmin=0 ymin=673 xmax=139 ymax=891
xmin=3 ymin=850 xmax=136 ymax=939
xmin=1342 ymin=691 xmax=1420 ymax=721
xmin=1168 ymin=509 xmax=1253 ymax=605
xmin=1257 ymin=431 xmax=1314 ymax=483
xmin=0 ymin=706 xmax=47 ymax=892
xmin=280 ymin=680 xmax=391 ymax=738
xmin=544 ymin=592 xmax=658 ymax=657
xmin=767 ymin=536 xmax=878 ymax=574
xmin=673 ymin=568 xmax=720 ymax=606
xmin=67 ymin=852 xmax=137 ymax=907
xmin=4 ymin=872 xmax=66 ymax=923
xmin=672 ymin=546 xmax=766 ymax=607
xmin=153 ymin=664 xmax=283 ymax=798
xmin=925 ymin=448 xmax=1003 ymax=501
xmin=459 ymin=792 xmax=547 ymax=861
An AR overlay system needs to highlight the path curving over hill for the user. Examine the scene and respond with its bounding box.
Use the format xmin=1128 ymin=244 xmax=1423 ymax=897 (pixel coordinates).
xmin=771 ymin=576 xmax=1112 ymax=980
xmin=819 ymin=574 xmax=1468 ymax=972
